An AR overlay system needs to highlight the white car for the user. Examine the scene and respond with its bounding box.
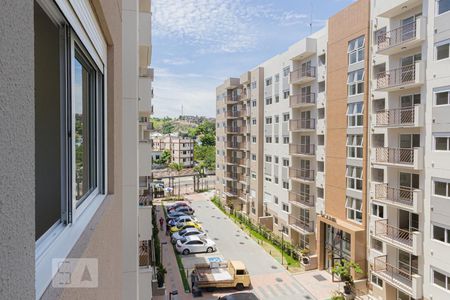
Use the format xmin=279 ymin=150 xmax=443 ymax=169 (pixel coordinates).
xmin=168 ymin=215 xmax=198 ymax=227
xmin=171 ymin=228 xmax=206 ymax=244
xmin=175 ymin=236 xmax=216 ymax=255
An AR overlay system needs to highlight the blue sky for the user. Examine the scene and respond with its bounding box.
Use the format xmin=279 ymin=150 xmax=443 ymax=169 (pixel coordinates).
xmin=152 ymin=0 xmax=355 ymax=118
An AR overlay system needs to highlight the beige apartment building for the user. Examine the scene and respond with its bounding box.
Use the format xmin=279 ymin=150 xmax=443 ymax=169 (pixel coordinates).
xmin=152 ymin=135 xmax=195 ymax=167
xmin=1 ymin=0 xmax=154 ymax=299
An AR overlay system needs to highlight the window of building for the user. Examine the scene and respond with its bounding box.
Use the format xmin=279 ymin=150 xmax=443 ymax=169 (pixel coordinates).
xmin=318 ymin=135 xmax=325 ymax=146
xmin=275 ymin=95 xmax=280 ymax=103
xmin=346 ymin=197 xmax=362 ymax=223
xmin=317 ymin=161 xmax=324 ymax=172
xmin=265 ymin=176 xmax=272 ymax=182
xmin=282 ymin=158 xmax=289 ymax=167
xmin=265 ymin=97 xmax=273 ymax=105
xmin=438 ymin=0 xmax=450 ymax=15
xmin=251 ymin=81 xmax=256 ymax=89
xmin=251 ymin=172 xmax=256 ymax=179
xmin=252 ymin=118 xmax=256 ymax=125
xmin=433 ymin=224 xmax=450 ymax=244
xmin=433 ymin=269 xmax=450 ymax=290
xmin=283 ymin=113 xmax=290 ymax=122
xmin=274 ymin=156 xmax=279 ymax=164
xmin=317 ymin=187 xmax=324 ymax=198
xmin=347 ymin=102 xmax=364 ymax=127
xmin=318 ymin=54 xmax=326 ymax=66
xmin=437 ymin=41 xmax=450 ymax=60
xmin=346 ymin=166 xmax=363 ymax=190
xmin=347 ymin=69 xmax=364 ymax=95
xmin=265 ymin=136 xmax=272 ymax=143
xmin=266 ymin=117 xmax=272 ymax=124
xmin=283 ymin=66 xmax=290 ymax=77
xmin=281 ymin=225 xmax=289 ymax=235
xmin=282 ymin=203 xmax=289 ymax=212
xmin=348 ymin=36 xmax=365 ymax=64
xmin=265 ymin=155 xmax=272 ymax=162
xmin=252 ymin=136 xmax=257 ymax=143
xmin=265 ymin=77 xmax=272 ymax=86
xmin=371 ymin=238 xmax=383 ymax=252
xmin=274 ymin=196 xmax=279 ymax=204
xmin=435 ymin=180 xmax=450 ymax=197
xmin=371 ymin=273 xmax=383 ymax=288
xmin=283 ymin=90 xmax=290 ymax=99
xmin=318 ymin=81 xmax=326 ymax=93
xmin=436 ymin=90 xmax=450 ymax=105
xmin=275 ymin=137 xmax=279 ymax=143
xmin=347 ymin=135 xmax=363 ymax=158
xmin=435 ymin=136 xmax=450 ymax=151
xmin=283 ymin=136 xmax=290 ymax=144
xmin=252 ymin=100 xmax=257 ymax=107
xmin=318 ymin=108 xmax=325 ymax=119
xmin=252 ymin=154 xmax=256 ymax=161
xmin=275 ymin=115 xmax=279 ymax=123
xmin=274 ymin=177 xmax=279 ymax=184
xmin=275 ymin=74 xmax=280 ymax=82
xmin=282 ymin=180 xmax=289 ymax=189
xmin=372 ymin=204 xmax=384 ymax=218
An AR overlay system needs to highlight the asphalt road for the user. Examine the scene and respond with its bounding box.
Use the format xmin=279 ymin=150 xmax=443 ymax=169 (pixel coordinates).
xmin=185 ymin=193 xmax=316 ymax=300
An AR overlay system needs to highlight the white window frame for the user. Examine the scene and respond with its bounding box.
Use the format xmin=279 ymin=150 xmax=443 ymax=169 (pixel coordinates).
xmin=345 ymin=197 xmax=363 ymax=223
xmin=432 ymin=223 xmax=450 ymax=244
xmin=347 ymin=102 xmax=364 ymax=127
xmin=371 ymin=203 xmax=385 ymax=218
xmin=437 ymin=0 xmax=450 ymax=15
xmin=265 ymin=117 xmax=272 ymax=124
xmin=435 ymin=135 xmax=450 ymax=151
xmin=283 ymin=66 xmax=290 ymax=77
xmin=348 ymin=36 xmax=365 ymax=64
xmin=435 ymin=88 xmax=450 ymax=106
xmin=282 ymin=203 xmax=289 ymax=213
xmin=432 ymin=267 xmax=450 ymax=291
xmin=346 ymin=134 xmax=363 ymax=159
xmin=347 ymin=69 xmax=365 ymax=96
xmin=265 ymin=77 xmax=272 ymax=86
xmin=434 ymin=178 xmax=450 ymax=198
xmin=346 ymin=166 xmax=363 ymax=191
xmin=436 ymin=39 xmax=450 ymax=61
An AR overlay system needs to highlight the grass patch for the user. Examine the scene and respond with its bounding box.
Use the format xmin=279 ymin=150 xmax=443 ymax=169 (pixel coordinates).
xmin=210 ymin=196 xmax=301 ymax=268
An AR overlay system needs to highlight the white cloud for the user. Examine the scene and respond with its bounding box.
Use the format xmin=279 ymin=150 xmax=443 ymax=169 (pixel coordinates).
xmin=161 ymin=57 xmax=193 ymax=65
xmin=153 ymin=0 xmax=311 ymax=53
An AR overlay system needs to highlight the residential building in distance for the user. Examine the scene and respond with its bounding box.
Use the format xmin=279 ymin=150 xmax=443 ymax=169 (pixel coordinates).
xmin=0 ymin=0 xmax=154 ymax=298
xmin=152 ymin=134 xmax=195 ymax=167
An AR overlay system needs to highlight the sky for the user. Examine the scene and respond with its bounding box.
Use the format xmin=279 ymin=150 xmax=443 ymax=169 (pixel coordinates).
xmin=152 ymin=0 xmax=355 ymax=118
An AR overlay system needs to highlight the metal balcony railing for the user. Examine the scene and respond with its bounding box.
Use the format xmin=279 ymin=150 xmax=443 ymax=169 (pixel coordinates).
xmin=375 ymin=147 xmax=414 ymax=165
xmin=290 ymin=93 xmax=316 ymax=107
xmin=289 ymin=192 xmax=315 ymax=207
xmin=373 ymin=255 xmax=413 ymax=289
xmin=290 ymin=66 xmax=316 ymax=83
xmin=376 ymin=64 xmax=416 ymax=89
xmin=289 ymin=144 xmax=316 ymax=156
xmin=227 ymin=126 xmax=243 ymax=134
xmin=289 ymin=216 xmax=314 ymax=233
xmin=289 ymin=168 xmax=315 ymax=181
xmin=139 ymin=195 xmax=152 ymax=206
xmin=375 ymin=107 xmax=415 ymax=126
xmin=375 ymin=219 xmax=414 ymax=247
xmin=227 ymin=110 xmax=244 ymax=118
xmin=139 ymin=240 xmax=151 ymax=267
xmin=289 ymin=119 xmax=316 ymax=131
xmin=374 ymin=184 xmax=415 ymax=208
xmin=225 ymin=187 xmax=238 ymax=196
xmin=377 ymin=20 xmax=417 ymax=52
xmin=227 ymin=141 xmax=245 ymax=149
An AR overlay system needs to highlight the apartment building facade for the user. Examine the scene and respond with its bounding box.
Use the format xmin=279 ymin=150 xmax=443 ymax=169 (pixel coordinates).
xmin=368 ymin=1 xmax=450 ymax=300
xmin=152 ymin=135 xmax=195 ymax=167
xmin=1 ymin=0 xmax=154 ymax=299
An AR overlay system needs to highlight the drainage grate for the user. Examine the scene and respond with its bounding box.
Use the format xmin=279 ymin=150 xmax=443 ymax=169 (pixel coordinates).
xmin=304 ymin=296 xmax=312 ymax=299
xmin=239 ymin=242 xmax=245 ymax=245
xmin=313 ymin=274 xmax=327 ymax=282
xmin=214 ymin=238 xmax=219 ymax=241
xmin=275 ymin=277 xmax=283 ymax=283
xmin=271 ymin=265 xmax=278 ymax=269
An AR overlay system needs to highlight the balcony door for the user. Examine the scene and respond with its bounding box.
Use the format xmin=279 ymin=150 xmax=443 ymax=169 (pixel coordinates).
xmin=399 ymin=172 xmax=419 ymax=202
xmin=401 ymin=14 xmax=421 ymax=42
xmin=301 ymin=111 xmax=312 ymax=128
xmin=398 ymin=249 xmax=419 ymax=277
xmin=400 ymin=94 xmax=420 ymax=124
xmin=399 ymin=134 xmax=420 ymax=149
xmin=301 ymin=61 xmax=312 ymax=76
xmin=300 ymin=135 xmax=311 ymax=153
xmin=400 ymin=53 xmax=421 ymax=83
xmin=398 ymin=209 xmax=419 ymax=233
xmin=300 ymin=159 xmax=311 ymax=176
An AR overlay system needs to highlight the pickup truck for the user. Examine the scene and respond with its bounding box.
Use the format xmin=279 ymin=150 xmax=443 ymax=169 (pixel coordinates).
xmin=191 ymin=260 xmax=251 ymax=291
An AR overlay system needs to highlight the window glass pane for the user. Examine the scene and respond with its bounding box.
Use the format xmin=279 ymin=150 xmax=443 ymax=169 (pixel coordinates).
xmin=435 ymin=181 xmax=447 ymax=196
xmin=434 ymin=226 xmax=446 ymax=242
xmin=436 ymin=137 xmax=448 ymax=150
xmin=439 ymin=0 xmax=450 ymax=14
xmin=434 ymin=270 xmax=446 ymax=288
xmin=436 ymin=92 xmax=449 ymax=105
xmin=437 ymin=44 xmax=450 ymax=60
xmin=74 ymin=52 xmax=96 ymax=203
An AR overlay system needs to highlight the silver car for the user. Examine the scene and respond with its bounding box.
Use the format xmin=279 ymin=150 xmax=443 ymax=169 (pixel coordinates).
xmin=171 ymin=227 xmax=206 ymax=244
xmin=175 ymin=236 xmax=216 ymax=255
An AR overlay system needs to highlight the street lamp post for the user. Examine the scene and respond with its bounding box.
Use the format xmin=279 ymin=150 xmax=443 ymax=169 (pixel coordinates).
xmin=278 ymin=229 xmax=284 ymax=267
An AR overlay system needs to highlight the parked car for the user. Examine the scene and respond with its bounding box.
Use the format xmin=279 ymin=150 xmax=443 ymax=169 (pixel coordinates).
xmin=168 ymin=215 xmax=198 ymax=227
xmin=166 ymin=211 xmax=187 ymax=222
xmin=175 ymin=236 xmax=216 ymax=255
xmin=174 ymin=206 xmax=194 ymax=215
xmin=171 ymin=228 xmax=206 ymax=244
xmin=167 ymin=201 xmax=189 ymax=211
xmin=218 ymin=292 xmax=259 ymax=300
xmin=170 ymin=221 xmax=202 ymax=234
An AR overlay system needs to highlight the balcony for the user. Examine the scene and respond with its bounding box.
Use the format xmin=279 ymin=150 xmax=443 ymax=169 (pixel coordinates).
xmin=290 ymin=93 xmax=316 ymax=108
xmin=376 ymin=0 xmax=423 ymax=18
xmin=138 ymin=204 xmax=152 ymax=241
xmin=289 ymin=216 xmax=314 ymax=234
xmin=240 ymin=93 xmax=250 ymax=101
xmin=289 ymin=144 xmax=315 ymax=156
xmin=373 ymin=255 xmax=423 ymax=299
xmin=289 ymin=192 xmax=315 ymax=208
xmin=375 ymin=62 xmax=424 ymax=92
xmin=226 ymin=96 xmax=239 ymax=104
xmin=373 ymin=147 xmax=423 ymax=170
xmin=224 ymin=187 xmax=238 ymax=197
xmin=139 ymin=240 xmax=151 ymax=267
xmin=227 ymin=157 xmax=246 ymax=166
xmin=289 ymin=119 xmax=316 ymax=132
xmin=226 ymin=126 xmax=245 ymax=134
xmin=373 ymin=105 xmax=424 ymax=128
xmin=377 ymin=17 xmax=426 ymax=55
xmin=374 ymin=219 xmax=422 ymax=255
xmin=373 ymin=183 xmax=422 ymax=212
xmin=226 ymin=141 xmax=247 ymax=150
xmin=290 ymin=66 xmax=316 ymax=85
xmin=289 ymin=168 xmax=315 ymax=182
xmin=227 ymin=110 xmax=245 ymax=118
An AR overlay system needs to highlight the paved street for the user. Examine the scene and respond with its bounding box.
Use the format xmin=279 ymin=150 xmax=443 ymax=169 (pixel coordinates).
xmin=185 ymin=192 xmax=316 ymax=300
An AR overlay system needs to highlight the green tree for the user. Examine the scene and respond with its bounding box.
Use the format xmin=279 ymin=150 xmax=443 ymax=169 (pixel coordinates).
xmin=161 ymin=120 xmax=175 ymax=134
xmin=200 ymin=133 xmax=215 ymax=146
xmin=159 ymin=149 xmax=171 ymax=165
xmin=194 ymin=144 xmax=215 ymax=170
xmin=169 ymin=162 xmax=184 ymax=199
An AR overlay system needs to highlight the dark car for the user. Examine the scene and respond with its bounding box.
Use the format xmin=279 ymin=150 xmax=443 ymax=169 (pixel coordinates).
xmin=174 ymin=206 xmax=194 ymax=215
xmin=166 ymin=211 xmax=186 ymax=222
xmin=218 ymin=292 xmax=259 ymax=300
